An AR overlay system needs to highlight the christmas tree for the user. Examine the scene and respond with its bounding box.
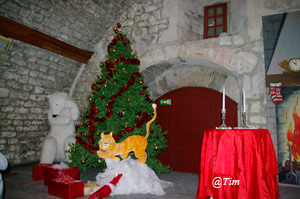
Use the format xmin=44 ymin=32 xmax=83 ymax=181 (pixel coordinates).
xmin=67 ymin=24 xmax=170 ymax=175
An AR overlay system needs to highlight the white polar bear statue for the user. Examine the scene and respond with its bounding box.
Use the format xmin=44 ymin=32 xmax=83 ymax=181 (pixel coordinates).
xmin=40 ymin=92 xmax=80 ymax=164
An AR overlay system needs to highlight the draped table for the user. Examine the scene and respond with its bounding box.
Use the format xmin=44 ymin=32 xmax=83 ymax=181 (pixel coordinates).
xmin=196 ymin=129 xmax=279 ymax=199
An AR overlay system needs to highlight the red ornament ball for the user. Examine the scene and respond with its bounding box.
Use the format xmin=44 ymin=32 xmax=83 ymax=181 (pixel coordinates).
xmin=135 ymin=118 xmax=139 ymax=122
xmin=120 ymin=54 xmax=124 ymax=58
xmin=117 ymin=23 xmax=121 ymax=28
xmin=81 ymin=116 xmax=84 ymax=120
xmin=106 ymin=60 xmax=110 ymax=64
xmin=101 ymin=95 xmax=105 ymax=99
xmin=150 ymin=129 xmax=154 ymax=134
xmin=95 ymin=109 xmax=99 ymax=113
xmin=118 ymin=112 xmax=123 ymax=117
xmin=139 ymin=91 xmax=143 ymax=95
xmin=96 ymin=87 xmax=100 ymax=91
xmin=84 ymin=124 xmax=87 ymax=127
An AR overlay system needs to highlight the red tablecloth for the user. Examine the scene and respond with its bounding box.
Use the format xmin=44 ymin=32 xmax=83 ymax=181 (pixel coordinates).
xmin=197 ymin=129 xmax=279 ymax=199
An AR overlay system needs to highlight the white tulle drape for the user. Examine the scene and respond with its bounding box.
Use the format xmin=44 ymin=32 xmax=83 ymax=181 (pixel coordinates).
xmin=96 ymin=157 xmax=173 ymax=196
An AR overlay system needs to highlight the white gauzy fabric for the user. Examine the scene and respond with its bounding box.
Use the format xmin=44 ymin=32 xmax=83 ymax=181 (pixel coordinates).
xmin=95 ymin=157 xmax=173 ymax=196
xmin=52 ymin=162 xmax=70 ymax=169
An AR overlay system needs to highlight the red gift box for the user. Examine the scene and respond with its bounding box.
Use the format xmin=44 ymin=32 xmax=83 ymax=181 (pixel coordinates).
xmin=48 ymin=179 xmax=84 ymax=199
xmin=44 ymin=166 xmax=80 ymax=186
xmin=32 ymin=164 xmax=54 ymax=180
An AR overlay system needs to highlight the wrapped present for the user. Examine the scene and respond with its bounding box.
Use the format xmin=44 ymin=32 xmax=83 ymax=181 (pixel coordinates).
xmin=44 ymin=163 xmax=80 ymax=186
xmin=48 ymin=176 xmax=84 ymax=199
xmin=32 ymin=163 xmax=53 ymax=180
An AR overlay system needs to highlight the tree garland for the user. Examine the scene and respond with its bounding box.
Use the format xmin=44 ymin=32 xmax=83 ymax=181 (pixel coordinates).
xmin=76 ymin=71 xmax=149 ymax=153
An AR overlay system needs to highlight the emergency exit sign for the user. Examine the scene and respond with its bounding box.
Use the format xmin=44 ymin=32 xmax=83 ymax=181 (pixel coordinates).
xmin=160 ymin=99 xmax=171 ymax=105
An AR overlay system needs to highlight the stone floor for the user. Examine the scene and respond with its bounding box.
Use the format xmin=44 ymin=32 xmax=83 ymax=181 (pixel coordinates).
xmin=2 ymin=163 xmax=300 ymax=199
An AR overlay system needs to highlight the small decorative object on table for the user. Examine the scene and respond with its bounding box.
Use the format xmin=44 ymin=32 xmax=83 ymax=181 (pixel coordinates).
xmin=216 ymin=87 xmax=231 ymax=129
xmin=234 ymin=88 xmax=254 ymax=129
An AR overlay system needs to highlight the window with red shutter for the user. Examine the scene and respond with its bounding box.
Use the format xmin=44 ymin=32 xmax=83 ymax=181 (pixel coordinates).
xmin=204 ymin=3 xmax=227 ymax=39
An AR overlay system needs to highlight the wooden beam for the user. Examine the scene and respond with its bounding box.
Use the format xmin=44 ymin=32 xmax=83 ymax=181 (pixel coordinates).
xmin=266 ymin=73 xmax=300 ymax=87
xmin=0 ymin=16 xmax=93 ymax=64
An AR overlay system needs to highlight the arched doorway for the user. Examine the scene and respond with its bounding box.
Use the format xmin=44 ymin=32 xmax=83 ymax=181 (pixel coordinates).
xmin=155 ymin=87 xmax=238 ymax=173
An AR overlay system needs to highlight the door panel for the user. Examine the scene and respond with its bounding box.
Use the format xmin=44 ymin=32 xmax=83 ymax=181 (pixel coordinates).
xmin=155 ymin=87 xmax=237 ymax=173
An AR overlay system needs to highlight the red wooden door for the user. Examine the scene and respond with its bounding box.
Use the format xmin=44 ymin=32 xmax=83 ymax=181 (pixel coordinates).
xmin=155 ymin=87 xmax=237 ymax=173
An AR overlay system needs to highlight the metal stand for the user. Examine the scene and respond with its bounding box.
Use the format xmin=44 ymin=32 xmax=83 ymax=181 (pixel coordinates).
xmin=234 ymin=111 xmax=254 ymax=129
xmin=216 ymin=110 xmax=231 ymax=129
xmin=241 ymin=112 xmax=250 ymax=128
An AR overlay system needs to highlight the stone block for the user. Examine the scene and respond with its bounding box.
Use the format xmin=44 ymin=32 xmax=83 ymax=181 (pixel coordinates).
xmin=1 ymin=106 xmax=14 ymax=112
xmin=10 ymin=90 xmax=29 ymax=100
xmin=13 ymin=120 xmax=23 ymax=126
xmin=11 ymin=57 xmax=27 ymax=67
xmin=230 ymin=52 xmax=258 ymax=73
xmin=232 ymin=35 xmax=245 ymax=45
xmin=20 ymin=8 xmax=30 ymax=17
xmin=32 ymin=13 xmax=44 ymax=22
xmin=34 ymin=86 xmax=45 ymax=94
xmin=30 ymin=70 xmax=39 ymax=77
xmin=219 ymin=36 xmax=232 ymax=45
xmin=23 ymin=85 xmax=33 ymax=92
xmin=3 ymin=71 xmax=19 ymax=81
xmin=30 ymin=107 xmax=43 ymax=114
xmin=19 ymin=75 xmax=29 ymax=84
xmin=29 ymin=77 xmax=44 ymax=86
xmin=250 ymin=115 xmax=266 ymax=124
xmin=251 ymin=101 xmax=262 ymax=113
xmin=0 ymin=88 xmax=10 ymax=97
xmin=8 ymin=138 xmax=18 ymax=144
xmin=267 ymin=116 xmax=276 ymax=124
xmin=165 ymin=45 xmax=179 ymax=59
xmin=15 ymin=107 xmax=29 ymax=114
xmin=0 ymin=99 xmax=8 ymax=105
xmin=2 ymin=132 xmax=16 ymax=137
xmin=5 ymin=1 xmax=20 ymax=12
xmin=18 ymin=68 xmax=30 ymax=75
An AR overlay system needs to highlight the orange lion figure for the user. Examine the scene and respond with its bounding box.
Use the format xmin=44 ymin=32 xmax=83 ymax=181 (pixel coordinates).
xmin=97 ymin=104 xmax=157 ymax=163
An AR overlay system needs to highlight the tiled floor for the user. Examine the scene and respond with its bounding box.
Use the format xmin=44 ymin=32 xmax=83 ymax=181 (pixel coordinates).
xmin=3 ymin=163 xmax=300 ymax=199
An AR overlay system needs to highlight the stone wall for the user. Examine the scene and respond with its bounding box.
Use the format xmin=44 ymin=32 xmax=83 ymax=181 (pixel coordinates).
xmin=74 ymin=0 xmax=300 ymax=131
xmin=0 ymin=0 xmax=134 ymax=165
xmin=1 ymin=0 xmax=300 ymax=166
xmin=74 ymin=0 xmax=266 ymax=128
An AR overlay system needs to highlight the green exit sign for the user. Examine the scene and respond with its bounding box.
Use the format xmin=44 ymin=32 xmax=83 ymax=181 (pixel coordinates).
xmin=160 ymin=99 xmax=171 ymax=105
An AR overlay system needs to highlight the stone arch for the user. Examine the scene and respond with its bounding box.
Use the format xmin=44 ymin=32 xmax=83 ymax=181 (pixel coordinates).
xmin=140 ymin=58 xmax=242 ymax=104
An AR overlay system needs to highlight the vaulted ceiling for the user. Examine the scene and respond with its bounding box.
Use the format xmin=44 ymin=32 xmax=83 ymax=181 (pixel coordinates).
xmin=0 ymin=0 xmax=136 ymax=53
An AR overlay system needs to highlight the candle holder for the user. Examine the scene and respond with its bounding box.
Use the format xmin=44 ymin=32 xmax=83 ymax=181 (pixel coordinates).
xmin=241 ymin=112 xmax=250 ymax=128
xmin=216 ymin=110 xmax=231 ymax=129
xmin=234 ymin=111 xmax=253 ymax=129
